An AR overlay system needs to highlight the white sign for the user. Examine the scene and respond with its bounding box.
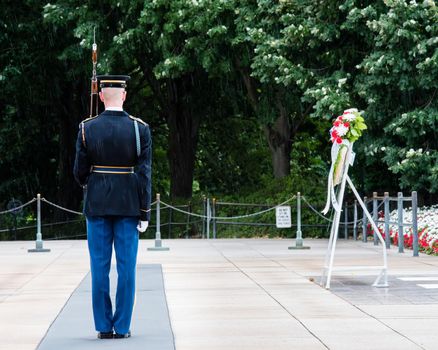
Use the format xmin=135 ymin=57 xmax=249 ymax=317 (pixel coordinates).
xmin=276 ymin=206 xmax=292 ymax=228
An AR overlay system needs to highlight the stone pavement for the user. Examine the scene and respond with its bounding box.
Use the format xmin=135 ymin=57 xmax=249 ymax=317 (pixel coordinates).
xmin=1 ymin=238 xmax=437 ymax=350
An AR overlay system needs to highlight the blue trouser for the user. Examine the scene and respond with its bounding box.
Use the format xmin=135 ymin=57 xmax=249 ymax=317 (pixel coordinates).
xmin=86 ymin=215 xmax=139 ymax=334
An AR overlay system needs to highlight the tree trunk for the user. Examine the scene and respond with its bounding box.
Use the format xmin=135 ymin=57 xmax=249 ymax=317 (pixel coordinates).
xmin=137 ymin=57 xmax=202 ymax=200
xmin=166 ymin=77 xmax=201 ymax=199
xmin=237 ymin=65 xmax=292 ymax=178
xmin=264 ymin=104 xmax=291 ymax=178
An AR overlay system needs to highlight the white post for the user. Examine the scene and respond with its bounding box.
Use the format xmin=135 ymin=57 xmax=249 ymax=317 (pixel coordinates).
xmin=353 ymin=200 xmax=358 ymax=240
xmin=384 ymin=192 xmax=390 ymax=249
xmin=206 ymin=198 xmax=211 ymax=239
xmin=28 ymin=194 xmax=50 ymax=253
xmin=412 ymin=191 xmax=418 ymax=257
xmin=148 ymin=193 xmax=170 ymax=251
xmin=289 ymin=192 xmax=310 ymax=250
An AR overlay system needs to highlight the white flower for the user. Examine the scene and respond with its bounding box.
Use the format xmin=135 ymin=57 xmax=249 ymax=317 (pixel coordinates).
xmin=335 ymin=124 xmax=349 ymax=136
xmin=342 ymin=113 xmax=356 ymax=121
xmin=406 ymin=149 xmax=415 ymax=158
xmin=338 ymin=78 xmax=347 ymax=87
xmin=343 ymin=108 xmax=358 ymax=114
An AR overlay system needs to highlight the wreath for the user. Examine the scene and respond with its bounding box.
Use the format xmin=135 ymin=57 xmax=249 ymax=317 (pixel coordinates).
xmin=329 ymin=108 xmax=367 ymax=185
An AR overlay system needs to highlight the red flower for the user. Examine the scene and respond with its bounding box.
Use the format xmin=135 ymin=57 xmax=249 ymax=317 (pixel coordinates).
xmin=331 ymin=130 xmax=338 ymax=138
xmin=336 ymin=137 xmax=342 ymax=144
xmin=344 ymin=122 xmax=350 ymax=127
xmin=334 ymin=121 xmax=341 ymax=127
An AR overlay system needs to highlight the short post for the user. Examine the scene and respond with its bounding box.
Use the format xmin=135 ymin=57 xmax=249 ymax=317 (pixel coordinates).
xmin=344 ymin=204 xmax=348 ymax=239
xmin=28 ymin=193 xmax=50 ymax=253
xmin=289 ymin=192 xmax=310 ymax=250
xmin=148 ymin=193 xmax=170 ymax=251
xmin=362 ymin=196 xmax=368 ymax=242
xmin=384 ymin=192 xmax=390 ymax=249
xmin=202 ymin=196 xmax=206 ymax=239
xmin=168 ymin=205 xmax=172 ymax=239
xmin=373 ymin=192 xmax=378 ymax=245
xmin=212 ymin=198 xmax=217 ymax=239
xmin=412 ymin=191 xmax=418 ymax=257
xmin=397 ymin=192 xmax=404 ymax=253
xmin=185 ymin=201 xmax=191 ymax=239
xmin=206 ymin=198 xmax=211 ymax=239
xmin=353 ymin=200 xmax=358 ymax=240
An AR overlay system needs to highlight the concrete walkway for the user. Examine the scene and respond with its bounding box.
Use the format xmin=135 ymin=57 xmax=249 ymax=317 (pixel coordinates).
xmin=36 ymin=265 xmax=175 ymax=350
xmin=1 ymin=238 xmax=437 ymax=350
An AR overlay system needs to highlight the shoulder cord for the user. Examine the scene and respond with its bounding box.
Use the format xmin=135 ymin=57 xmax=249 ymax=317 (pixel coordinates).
xmin=134 ymin=119 xmax=141 ymax=157
xmin=81 ymin=122 xmax=86 ymax=148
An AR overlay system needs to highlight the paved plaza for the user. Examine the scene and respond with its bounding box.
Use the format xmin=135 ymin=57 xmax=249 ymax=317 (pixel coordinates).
xmin=1 ymin=238 xmax=438 ymax=350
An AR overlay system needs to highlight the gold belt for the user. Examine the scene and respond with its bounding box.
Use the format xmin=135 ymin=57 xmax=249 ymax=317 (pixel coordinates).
xmin=91 ymin=165 xmax=134 ymax=174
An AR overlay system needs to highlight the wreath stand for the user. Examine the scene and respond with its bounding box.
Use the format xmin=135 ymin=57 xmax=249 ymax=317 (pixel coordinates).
xmin=320 ymin=142 xmax=388 ymax=290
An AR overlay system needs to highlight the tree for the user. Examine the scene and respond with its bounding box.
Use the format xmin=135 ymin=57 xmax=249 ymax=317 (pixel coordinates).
xmin=350 ymin=0 xmax=438 ymax=194
xmin=0 ymin=0 xmax=88 ymax=215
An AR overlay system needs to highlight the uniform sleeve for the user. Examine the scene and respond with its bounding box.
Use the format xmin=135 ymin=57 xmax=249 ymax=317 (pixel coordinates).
xmin=73 ymin=125 xmax=90 ymax=187
xmin=136 ymin=124 xmax=152 ymax=221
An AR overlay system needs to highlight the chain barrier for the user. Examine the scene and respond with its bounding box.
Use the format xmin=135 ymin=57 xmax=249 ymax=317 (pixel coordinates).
xmin=302 ymin=196 xmax=334 ymax=223
xmin=41 ymin=198 xmax=83 ymax=216
xmin=40 ymin=199 xmax=159 ymax=216
xmin=1 ymin=194 xmax=382 ymax=234
xmin=302 ymin=195 xmax=384 ymax=225
xmin=0 ymin=198 xmax=37 ymax=215
xmin=0 ymin=195 xmax=370 ymax=223
xmin=47 ymin=233 xmax=87 ymax=240
xmin=160 ymin=196 xmax=296 ymax=220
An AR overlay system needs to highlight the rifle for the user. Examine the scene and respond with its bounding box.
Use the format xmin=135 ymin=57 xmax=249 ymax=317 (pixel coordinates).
xmin=89 ymin=27 xmax=98 ymax=118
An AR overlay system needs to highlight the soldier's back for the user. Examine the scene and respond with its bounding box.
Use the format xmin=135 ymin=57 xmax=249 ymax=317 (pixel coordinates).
xmin=82 ymin=109 xmax=144 ymax=218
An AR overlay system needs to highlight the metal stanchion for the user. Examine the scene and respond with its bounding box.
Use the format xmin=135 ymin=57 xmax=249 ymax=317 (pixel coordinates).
xmin=362 ymin=196 xmax=368 ymax=242
xmin=212 ymin=198 xmax=217 ymax=239
xmin=148 ymin=193 xmax=169 ymax=251
xmin=373 ymin=192 xmax=378 ymax=245
xmin=28 ymin=194 xmax=50 ymax=253
xmin=185 ymin=201 xmax=191 ymax=239
xmin=397 ymin=192 xmax=404 ymax=253
xmin=412 ymin=191 xmax=418 ymax=257
xmin=289 ymin=192 xmax=310 ymax=250
xmin=353 ymin=200 xmax=358 ymax=240
xmin=344 ymin=203 xmax=348 ymax=239
xmin=168 ymin=205 xmax=172 ymax=239
xmin=202 ymin=196 xmax=206 ymax=239
xmin=206 ymin=198 xmax=211 ymax=239
xmin=384 ymin=192 xmax=390 ymax=249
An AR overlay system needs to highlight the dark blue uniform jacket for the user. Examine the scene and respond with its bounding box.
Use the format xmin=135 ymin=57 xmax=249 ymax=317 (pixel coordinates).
xmin=73 ymin=110 xmax=152 ymax=221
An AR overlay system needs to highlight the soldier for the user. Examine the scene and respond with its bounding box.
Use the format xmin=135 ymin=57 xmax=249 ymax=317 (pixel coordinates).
xmin=73 ymin=75 xmax=152 ymax=339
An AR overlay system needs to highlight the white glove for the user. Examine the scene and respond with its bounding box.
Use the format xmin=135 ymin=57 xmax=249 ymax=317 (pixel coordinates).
xmin=137 ymin=221 xmax=149 ymax=233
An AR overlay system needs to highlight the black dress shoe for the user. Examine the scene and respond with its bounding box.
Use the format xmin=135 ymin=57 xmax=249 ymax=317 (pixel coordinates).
xmin=113 ymin=330 xmax=131 ymax=339
xmin=97 ymin=331 xmax=114 ymax=339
